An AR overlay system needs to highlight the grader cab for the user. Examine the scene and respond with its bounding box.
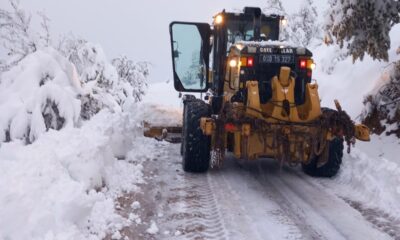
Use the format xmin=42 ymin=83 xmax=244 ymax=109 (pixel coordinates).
xmin=145 ymin=7 xmax=370 ymax=177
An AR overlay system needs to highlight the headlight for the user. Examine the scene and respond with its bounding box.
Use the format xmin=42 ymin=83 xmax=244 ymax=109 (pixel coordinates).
xmin=215 ymin=14 xmax=223 ymax=25
xmin=280 ymin=18 xmax=288 ymax=27
xmin=229 ymin=59 xmax=238 ymax=68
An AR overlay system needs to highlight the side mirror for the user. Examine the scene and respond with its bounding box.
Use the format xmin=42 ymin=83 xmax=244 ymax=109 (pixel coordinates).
xmin=169 ymin=22 xmax=211 ymax=92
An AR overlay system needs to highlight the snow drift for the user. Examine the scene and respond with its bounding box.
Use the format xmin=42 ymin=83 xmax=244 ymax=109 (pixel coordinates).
xmin=0 ymin=26 xmax=152 ymax=239
xmin=0 ymin=105 xmax=165 ymax=239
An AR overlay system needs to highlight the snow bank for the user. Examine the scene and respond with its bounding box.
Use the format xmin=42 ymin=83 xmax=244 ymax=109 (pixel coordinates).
xmin=0 ymin=107 xmax=158 ymax=239
xmin=0 ymin=48 xmax=82 ymax=143
xmin=318 ymin=135 xmax=400 ymax=219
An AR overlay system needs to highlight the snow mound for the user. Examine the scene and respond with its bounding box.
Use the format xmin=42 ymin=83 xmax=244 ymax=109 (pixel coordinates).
xmin=319 ymin=135 xmax=400 ymax=219
xmin=0 ymin=107 xmax=159 ymax=239
xmin=0 ymin=47 xmax=82 ymax=143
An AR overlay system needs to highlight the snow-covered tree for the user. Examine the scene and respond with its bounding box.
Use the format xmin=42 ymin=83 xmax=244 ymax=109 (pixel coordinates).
xmin=325 ymin=0 xmax=400 ymax=61
xmin=289 ymin=0 xmax=321 ymax=47
xmin=112 ymin=56 xmax=149 ymax=102
xmin=58 ymin=36 xmax=150 ymax=119
xmin=0 ymin=2 xmax=150 ymax=143
xmin=362 ymin=61 xmax=400 ymax=137
xmin=0 ymin=0 xmax=50 ymax=70
xmin=58 ymin=37 xmax=122 ymax=119
xmin=263 ymin=0 xmax=286 ymax=16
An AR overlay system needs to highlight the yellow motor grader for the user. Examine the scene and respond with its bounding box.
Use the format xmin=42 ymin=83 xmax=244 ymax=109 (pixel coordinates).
xmin=146 ymin=7 xmax=370 ymax=177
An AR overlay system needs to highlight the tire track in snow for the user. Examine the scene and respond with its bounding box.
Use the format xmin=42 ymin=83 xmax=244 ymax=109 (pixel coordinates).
xmin=342 ymin=198 xmax=400 ymax=239
xmin=236 ymin=158 xmax=392 ymax=240
xmin=118 ymin=142 xmax=393 ymax=240
xmin=154 ymin=144 xmax=228 ymax=240
xmin=212 ymin=158 xmax=314 ymax=240
xmin=283 ymin=160 xmax=400 ymax=239
xmin=162 ymin=175 xmax=228 ymax=239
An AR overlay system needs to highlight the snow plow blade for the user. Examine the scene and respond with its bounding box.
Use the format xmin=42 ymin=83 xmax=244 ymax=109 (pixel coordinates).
xmin=143 ymin=122 xmax=182 ymax=143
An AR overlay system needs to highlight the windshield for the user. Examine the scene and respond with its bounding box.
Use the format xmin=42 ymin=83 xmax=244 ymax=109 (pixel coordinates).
xmin=226 ymin=19 xmax=279 ymax=50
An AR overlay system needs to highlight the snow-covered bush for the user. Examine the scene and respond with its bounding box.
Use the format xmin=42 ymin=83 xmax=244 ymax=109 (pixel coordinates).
xmin=112 ymin=56 xmax=149 ymax=103
xmin=58 ymin=37 xmax=121 ymax=119
xmin=325 ymin=0 xmax=400 ymax=61
xmin=0 ymin=48 xmax=82 ymax=143
xmin=0 ymin=38 xmax=149 ymax=143
xmin=58 ymin=37 xmax=149 ymax=120
xmin=362 ymin=61 xmax=400 ymax=137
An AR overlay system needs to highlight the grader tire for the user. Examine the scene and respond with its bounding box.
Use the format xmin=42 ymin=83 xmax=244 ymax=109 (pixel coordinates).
xmin=302 ymin=137 xmax=344 ymax=178
xmin=182 ymin=100 xmax=211 ymax=173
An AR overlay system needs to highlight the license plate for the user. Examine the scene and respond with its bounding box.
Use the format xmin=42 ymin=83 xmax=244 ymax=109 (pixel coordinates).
xmin=260 ymin=54 xmax=294 ymax=64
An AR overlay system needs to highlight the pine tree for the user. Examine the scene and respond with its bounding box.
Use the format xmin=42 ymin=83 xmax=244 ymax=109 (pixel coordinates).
xmin=325 ymin=0 xmax=400 ymax=61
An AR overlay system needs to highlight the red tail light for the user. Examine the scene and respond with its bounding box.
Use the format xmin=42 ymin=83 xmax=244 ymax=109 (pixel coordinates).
xmin=225 ymin=123 xmax=237 ymax=132
xmin=247 ymin=57 xmax=254 ymax=67
xmin=299 ymin=59 xmax=307 ymax=69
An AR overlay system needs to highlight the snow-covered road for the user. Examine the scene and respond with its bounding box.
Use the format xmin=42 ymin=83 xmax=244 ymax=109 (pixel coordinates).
xmin=117 ymin=141 xmax=397 ymax=240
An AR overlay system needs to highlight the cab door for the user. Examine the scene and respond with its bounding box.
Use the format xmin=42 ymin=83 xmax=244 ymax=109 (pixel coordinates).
xmin=169 ymin=22 xmax=211 ymax=92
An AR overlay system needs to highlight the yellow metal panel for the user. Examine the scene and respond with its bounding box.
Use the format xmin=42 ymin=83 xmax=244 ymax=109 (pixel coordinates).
xmin=278 ymin=67 xmax=291 ymax=87
xmin=297 ymin=83 xmax=322 ymax=121
xmin=245 ymin=81 xmax=263 ymax=118
xmin=242 ymin=124 xmax=251 ymax=136
xmin=234 ymin=132 xmax=241 ymax=158
xmin=260 ymin=67 xmax=322 ymax=123
xmin=200 ymin=117 xmax=214 ymax=136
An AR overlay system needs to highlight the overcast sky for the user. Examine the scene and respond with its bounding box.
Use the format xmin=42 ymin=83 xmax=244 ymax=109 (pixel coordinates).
xmin=0 ymin=0 xmax=327 ymax=83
